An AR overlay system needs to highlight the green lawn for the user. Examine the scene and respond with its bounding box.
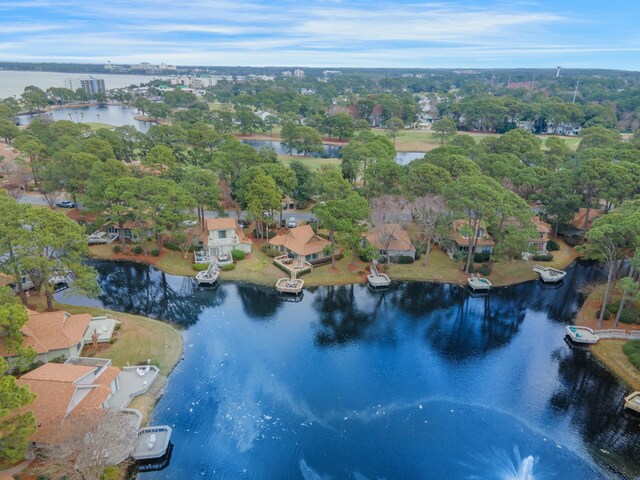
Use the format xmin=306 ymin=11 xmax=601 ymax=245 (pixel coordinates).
xmin=82 ymin=121 xmax=116 ymax=131
xmin=55 ymin=303 xmax=183 ymax=421
xmin=278 ymin=154 xmax=341 ymax=171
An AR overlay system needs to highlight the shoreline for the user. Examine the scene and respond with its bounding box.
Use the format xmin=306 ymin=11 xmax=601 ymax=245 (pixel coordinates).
xmin=574 ymin=284 xmax=640 ymax=392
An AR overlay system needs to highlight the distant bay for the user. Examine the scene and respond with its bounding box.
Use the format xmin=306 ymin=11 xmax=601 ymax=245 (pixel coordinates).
xmin=0 ymin=70 xmax=167 ymax=98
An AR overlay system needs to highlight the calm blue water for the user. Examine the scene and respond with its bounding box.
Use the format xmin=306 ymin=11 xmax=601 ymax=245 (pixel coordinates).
xmin=241 ymin=139 xmax=425 ymax=165
xmin=17 ymin=105 xmax=154 ymax=132
xmin=56 ymin=260 xmax=640 ymax=479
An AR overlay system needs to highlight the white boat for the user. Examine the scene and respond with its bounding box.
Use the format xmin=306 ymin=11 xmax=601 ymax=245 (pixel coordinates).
xmin=195 ymin=263 xmax=220 ymax=285
xmin=276 ymin=277 xmax=304 ymax=294
xmin=532 ymin=265 xmax=567 ymax=283
xmin=565 ymin=325 xmax=599 ymax=344
xmin=624 ymin=392 xmax=640 ymax=414
xmin=367 ymin=262 xmax=391 ymax=288
xmin=467 ymin=274 xmax=492 ymax=291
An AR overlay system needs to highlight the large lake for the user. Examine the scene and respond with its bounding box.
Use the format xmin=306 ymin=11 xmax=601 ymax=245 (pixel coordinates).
xmin=55 ymin=260 xmax=640 ymax=479
xmin=0 ymin=70 xmax=166 ymax=99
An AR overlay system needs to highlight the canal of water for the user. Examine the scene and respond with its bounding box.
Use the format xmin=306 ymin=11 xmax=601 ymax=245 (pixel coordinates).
xmin=55 ymin=259 xmax=640 ymax=479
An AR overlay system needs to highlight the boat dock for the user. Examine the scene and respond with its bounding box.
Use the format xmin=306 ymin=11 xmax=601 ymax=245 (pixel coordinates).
xmin=367 ymin=262 xmax=391 ymax=288
xmin=624 ymin=392 xmax=640 ymax=414
xmin=276 ymin=277 xmax=304 ymax=294
xmin=195 ymin=262 xmax=220 ymax=285
xmin=131 ymin=425 xmax=173 ymax=461
xmin=467 ymin=274 xmax=492 ymax=291
xmin=533 ymin=265 xmax=567 ymax=283
xmin=566 ymin=325 xmax=640 ymax=345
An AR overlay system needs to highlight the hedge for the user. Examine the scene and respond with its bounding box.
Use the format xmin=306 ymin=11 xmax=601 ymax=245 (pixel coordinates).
xmin=533 ymin=253 xmax=553 ymax=261
xmin=112 ymin=245 xmax=121 ymax=253
xmin=221 ymin=264 xmax=236 ymax=271
xmin=231 ymin=249 xmax=246 ymax=261
xmin=595 ymin=309 xmax=611 ymax=320
xmin=193 ymin=263 xmax=209 ymax=272
xmin=151 ymin=249 xmax=160 ymax=257
xmin=396 ymin=256 xmax=415 ymax=264
xmin=261 ymin=245 xmax=280 ymax=257
xmin=132 ymin=245 xmax=143 ymax=255
xmin=620 ymin=308 xmax=640 ymax=324
xmin=547 ymin=240 xmax=560 ymax=251
xmin=476 ymin=265 xmax=492 ymax=276
xmin=474 ymin=252 xmax=491 ymax=263
xmin=623 ymin=340 xmax=640 ymax=371
xmin=606 ymin=302 xmax=620 ymax=314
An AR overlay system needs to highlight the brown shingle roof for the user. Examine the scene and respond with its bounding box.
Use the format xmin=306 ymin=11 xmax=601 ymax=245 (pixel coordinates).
xmin=452 ymin=219 xmax=495 ymax=247
xmin=205 ymin=217 xmax=238 ymax=230
xmin=0 ymin=310 xmax=91 ymax=357
xmin=366 ymin=224 xmax=415 ymax=253
xmin=17 ymin=362 xmax=120 ymax=444
xmin=269 ymin=224 xmax=330 ymax=256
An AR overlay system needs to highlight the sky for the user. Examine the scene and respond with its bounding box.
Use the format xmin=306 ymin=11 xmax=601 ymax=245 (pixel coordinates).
xmin=1 ymin=0 xmax=639 ymax=69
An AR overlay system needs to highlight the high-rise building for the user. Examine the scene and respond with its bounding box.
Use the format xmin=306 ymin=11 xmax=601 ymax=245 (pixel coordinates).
xmin=80 ymin=77 xmax=106 ymax=96
xmin=293 ymin=69 xmax=304 ymax=78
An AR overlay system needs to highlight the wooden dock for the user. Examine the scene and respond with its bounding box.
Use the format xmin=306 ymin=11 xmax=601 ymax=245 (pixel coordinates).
xmin=131 ymin=425 xmax=172 ymax=461
xmin=566 ymin=326 xmax=640 ymax=345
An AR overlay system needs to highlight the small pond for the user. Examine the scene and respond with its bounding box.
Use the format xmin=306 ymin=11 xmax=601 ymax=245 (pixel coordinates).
xmin=17 ymin=105 xmax=154 ymax=133
xmin=55 ymin=260 xmax=640 ymax=479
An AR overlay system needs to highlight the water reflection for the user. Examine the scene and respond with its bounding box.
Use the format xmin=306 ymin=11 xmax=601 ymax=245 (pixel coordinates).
xmin=55 ymin=259 xmax=640 ymax=478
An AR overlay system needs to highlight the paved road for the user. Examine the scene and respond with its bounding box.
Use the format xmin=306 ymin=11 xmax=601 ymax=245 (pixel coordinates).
xmin=18 ymin=193 xmax=82 ymax=209
xmin=202 ymin=208 xmax=316 ymax=227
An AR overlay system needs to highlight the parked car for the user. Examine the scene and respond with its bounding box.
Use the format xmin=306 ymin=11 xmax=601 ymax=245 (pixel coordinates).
xmin=296 ymin=202 xmax=308 ymax=209
xmin=238 ymin=219 xmax=251 ymax=228
xmin=287 ymin=217 xmax=297 ymax=228
xmin=289 ymin=201 xmax=295 ymax=209
xmin=281 ymin=219 xmax=286 ymax=228
xmin=55 ymin=200 xmax=76 ymax=208
xmin=282 ymin=202 xmax=288 ymax=210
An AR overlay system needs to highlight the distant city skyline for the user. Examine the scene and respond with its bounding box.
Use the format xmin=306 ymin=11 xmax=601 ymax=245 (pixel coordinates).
xmin=1 ymin=0 xmax=639 ymax=69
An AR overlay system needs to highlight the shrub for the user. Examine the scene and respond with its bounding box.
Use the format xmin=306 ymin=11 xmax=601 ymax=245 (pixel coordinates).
xmin=564 ymin=236 xmax=580 ymax=247
xmin=477 ymin=265 xmax=492 ymax=276
xmin=100 ymin=466 xmax=121 ymax=480
xmin=163 ymin=241 xmax=179 ymax=251
xmin=334 ymin=253 xmax=344 ymax=262
xmin=221 ymin=264 xmax=236 ymax=271
xmin=623 ymin=340 xmax=640 ymax=371
xmin=414 ymin=250 xmax=421 ymax=260
xmin=193 ymin=263 xmax=209 ymax=271
xmin=112 ymin=245 xmax=121 ymax=253
xmin=533 ymin=253 xmax=553 ymax=261
xmin=132 ymin=245 xmax=143 ymax=254
xmin=397 ymin=255 xmax=415 ymax=264
xmin=231 ymin=249 xmax=246 ymax=261
xmin=359 ymin=253 xmax=373 ymax=262
xmin=50 ymin=355 xmax=66 ymax=364
xmin=547 ymin=240 xmax=560 ymax=251
xmin=606 ymin=302 xmax=620 ymax=314
xmin=595 ymin=309 xmax=611 ymax=320
xmin=620 ymin=308 xmax=640 ymax=324
xmin=151 ymin=249 xmax=160 ymax=257
xmin=261 ymin=245 xmax=280 ymax=257
xmin=108 ymin=338 xmax=116 ymax=345
xmin=474 ymin=252 xmax=491 ymax=263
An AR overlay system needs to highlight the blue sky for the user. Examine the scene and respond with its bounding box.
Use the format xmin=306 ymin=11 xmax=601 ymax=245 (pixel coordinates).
xmin=1 ymin=0 xmax=639 ymax=69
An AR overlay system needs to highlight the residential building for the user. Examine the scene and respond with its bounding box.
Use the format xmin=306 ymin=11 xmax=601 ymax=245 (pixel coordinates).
xmin=282 ymin=71 xmax=292 ymax=77
xmin=104 ymin=220 xmax=153 ymax=242
xmin=79 ymin=77 xmax=106 ymax=96
xmin=1 ymin=309 xmax=91 ymax=366
xmin=269 ymin=225 xmax=331 ymax=264
xmin=450 ymin=219 xmax=495 ymax=255
xmin=17 ymin=359 xmax=122 ymax=445
xmin=365 ymin=224 xmax=416 ymax=260
xmin=201 ymin=218 xmax=252 ymax=256
xmin=529 ymin=216 xmax=551 ymax=252
xmin=293 ymin=69 xmax=304 ymax=78
xmin=559 ymin=208 xmax=604 ymax=238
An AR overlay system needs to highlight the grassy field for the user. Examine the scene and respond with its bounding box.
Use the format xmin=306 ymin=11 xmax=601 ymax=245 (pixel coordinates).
xmin=60 ymin=304 xmax=183 ymax=421
xmin=82 ymin=122 xmax=116 ymax=131
xmin=89 ymin=241 xmax=196 ymax=277
xmin=592 ymin=340 xmax=640 ymax=391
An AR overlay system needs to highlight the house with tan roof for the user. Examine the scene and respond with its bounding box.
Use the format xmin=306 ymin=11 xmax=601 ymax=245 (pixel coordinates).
xmin=269 ymin=225 xmax=332 ymax=264
xmin=450 ymin=219 xmax=495 ymax=255
xmin=529 ymin=216 xmax=551 ymax=252
xmin=17 ymin=359 xmax=122 ymax=445
xmin=200 ymin=217 xmax=252 ymax=256
xmin=1 ymin=310 xmax=91 ymax=367
xmin=364 ymin=224 xmax=416 ymax=260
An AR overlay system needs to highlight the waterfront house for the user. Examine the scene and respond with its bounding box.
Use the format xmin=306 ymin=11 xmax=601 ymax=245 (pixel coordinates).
xmin=1 ymin=310 xmax=120 ymax=367
xmin=104 ymin=220 xmax=153 ymax=242
xmin=364 ymin=224 xmax=416 ymax=260
xmin=201 ymin=218 xmax=252 ymax=257
xmin=17 ymin=359 xmax=122 ymax=445
xmin=1 ymin=309 xmax=91 ymax=366
xmin=269 ymin=225 xmax=331 ymax=264
xmin=450 ymin=219 xmax=495 ymax=255
xmin=529 ymin=216 xmax=551 ymax=252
